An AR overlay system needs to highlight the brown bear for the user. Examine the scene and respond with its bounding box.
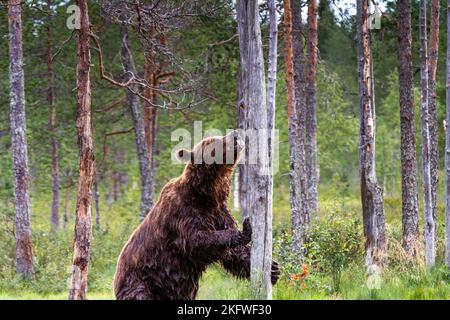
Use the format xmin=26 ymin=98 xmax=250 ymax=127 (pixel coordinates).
xmin=113 ymin=131 xmax=280 ymax=300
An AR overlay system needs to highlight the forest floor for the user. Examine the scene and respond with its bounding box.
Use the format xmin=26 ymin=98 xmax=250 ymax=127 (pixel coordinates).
xmin=0 ymin=190 xmax=449 ymax=300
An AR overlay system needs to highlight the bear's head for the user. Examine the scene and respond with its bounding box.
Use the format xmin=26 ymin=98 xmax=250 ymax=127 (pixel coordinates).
xmin=176 ymin=130 xmax=244 ymax=195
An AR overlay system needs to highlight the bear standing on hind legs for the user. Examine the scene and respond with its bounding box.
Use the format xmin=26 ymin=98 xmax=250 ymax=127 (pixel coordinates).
xmin=113 ymin=131 xmax=281 ymax=300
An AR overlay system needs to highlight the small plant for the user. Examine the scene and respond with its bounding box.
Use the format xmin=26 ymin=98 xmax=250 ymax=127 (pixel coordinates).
xmin=274 ymin=210 xmax=363 ymax=293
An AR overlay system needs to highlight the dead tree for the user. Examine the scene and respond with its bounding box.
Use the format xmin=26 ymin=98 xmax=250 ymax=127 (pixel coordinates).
xmin=356 ymin=0 xmax=386 ymax=269
xmin=237 ymin=0 xmax=273 ymax=300
xmin=8 ymin=0 xmax=35 ymax=278
xmin=68 ymin=0 xmax=95 ymax=300
xmin=267 ymin=0 xmax=278 ymax=255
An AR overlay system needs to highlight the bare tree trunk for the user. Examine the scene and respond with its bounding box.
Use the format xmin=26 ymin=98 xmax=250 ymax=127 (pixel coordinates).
xmin=47 ymin=0 xmax=59 ymax=233
xmin=305 ymin=0 xmax=319 ymax=215
xmin=237 ymin=0 xmax=272 ymax=300
xmin=69 ymin=0 xmax=94 ymax=300
xmin=428 ymin=0 xmax=440 ymax=245
xmin=292 ymin=0 xmax=309 ymax=227
xmin=267 ymin=0 xmax=278 ymax=232
xmin=237 ymin=2 xmax=249 ymax=221
xmin=419 ymin=0 xmax=435 ymax=267
xmin=357 ymin=0 xmax=386 ymax=269
xmin=286 ymin=0 xmax=309 ymax=257
xmin=445 ymin=0 xmax=450 ymax=267
xmin=120 ymin=26 xmax=153 ymax=220
xmin=397 ymin=0 xmax=420 ymax=255
xmin=8 ymin=0 xmax=34 ymax=279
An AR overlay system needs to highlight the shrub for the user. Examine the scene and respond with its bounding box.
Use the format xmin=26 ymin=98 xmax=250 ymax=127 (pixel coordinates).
xmin=274 ymin=211 xmax=363 ymax=292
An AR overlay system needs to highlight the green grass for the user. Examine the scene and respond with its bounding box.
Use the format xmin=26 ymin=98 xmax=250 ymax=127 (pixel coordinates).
xmin=0 ymin=190 xmax=449 ymax=300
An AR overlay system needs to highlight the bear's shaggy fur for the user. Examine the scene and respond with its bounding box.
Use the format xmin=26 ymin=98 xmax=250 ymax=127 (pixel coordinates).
xmin=113 ymin=132 xmax=280 ymax=300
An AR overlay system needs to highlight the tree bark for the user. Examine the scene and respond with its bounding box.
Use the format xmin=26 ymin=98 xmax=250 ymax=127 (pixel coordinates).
xmin=47 ymin=0 xmax=60 ymax=233
xmin=237 ymin=1 xmax=249 ymax=221
xmin=305 ymin=0 xmax=319 ymax=215
xmin=8 ymin=0 xmax=34 ymax=279
xmin=285 ymin=0 xmax=309 ymax=257
xmin=445 ymin=0 xmax=450 ymax=267
xmin=68 ymin=0 xmax=94 ymax=300
xmin=357 ymin=0 xmax=386 ymax=269
xmin=237 ymin=0 xmax=272 ymax=300
xmin=397 ymin=0 xmax=420 ymax=255
xmin=143 ymin=30 xmax=161 ymax=201
xmin=267 ymin=0 xmax=278 ymax=233
xmin=120 ymin=26 xmax=154 ymax=220
xmin=419 ymin=0 xmax=435 ymax=267
xmin=428 ymin=0 xmax=440 ymax=246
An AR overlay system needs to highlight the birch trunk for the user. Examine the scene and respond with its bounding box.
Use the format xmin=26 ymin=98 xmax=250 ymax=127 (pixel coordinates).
xmin=68 ymin=0 xmax=94 ymax=300
xmin=8 ymin=0 xmax=34 ymax=278
xmin=397 ymin=0 xmax=420 ymax=255
xmin=446 ymin=0 xmax=450 ymax=267
xmin=419 ymin=0 xmax=435 ymax=267
xmin=357 ymin=0 xmax=386 ymax=269
xmin=305 ymin=0 xmax=319 ymax=215
xmin=428 ymin=0 xmax=440 ymax=242
xmin=47 ymin=0 xmax=60 ymax=233
xmin=237 ymin=0 xmax=272 ymax=300
xmin=120 ymin=26 xmax=154 ymax=220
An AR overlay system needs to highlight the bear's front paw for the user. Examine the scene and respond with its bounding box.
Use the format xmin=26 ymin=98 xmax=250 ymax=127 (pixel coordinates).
xmin=271 ymin=261 xmax=281 ymax=285
xmin=239 ymin=218 xmax=252 ymax=245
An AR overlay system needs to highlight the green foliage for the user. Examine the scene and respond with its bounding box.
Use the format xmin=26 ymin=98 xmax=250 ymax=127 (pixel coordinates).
xmin=274 ymin=210 xmax=363 ymax=293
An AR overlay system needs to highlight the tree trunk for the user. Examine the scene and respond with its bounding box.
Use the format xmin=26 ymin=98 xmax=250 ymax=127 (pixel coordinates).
xmin=68 ymin=0 xmax=94 ymax=300
xmin=305 ymin=0 xmax=319 ymax=215
xmin=237 ymin=0 xmax=272 ymax=300
xmin=397 ymin=0 xmax=420 ymax=255
xmin=292 ymin=0 xmax=309 ymax=225
xmin=143 ymin=33 xmax=158 ymax=200
xmin=47 ymin=0 xmax=60 ymax=233
xmin=445 ymin=0 xmax=450 ymax=267
xmin=8 ymin=0 xmax=34 ymax=279
xmin=237 ymin=2 xmax=249 ymax=221
xmin=285 ymin=0 xmax=309 ymax=257
xmin=428 ymin=0 xmax=440 ymax=246
xmin=357 ymin=0 xmax=386 ymax=269
xmin=419 ymin=0 xmax=435 ymax=267
xmin=267 ymin=0 xmax=278 ymax=233
xmin=120 ymin=26 xmax=154 ymax=220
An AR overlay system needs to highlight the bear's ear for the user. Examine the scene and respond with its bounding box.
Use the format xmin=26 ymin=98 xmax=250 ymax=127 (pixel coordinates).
xmin=176 ymin=149 xmax=193 ymax=163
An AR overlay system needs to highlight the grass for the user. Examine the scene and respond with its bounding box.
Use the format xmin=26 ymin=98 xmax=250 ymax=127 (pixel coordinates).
xmin=0 ymin=189 xmax=449 ymax=300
